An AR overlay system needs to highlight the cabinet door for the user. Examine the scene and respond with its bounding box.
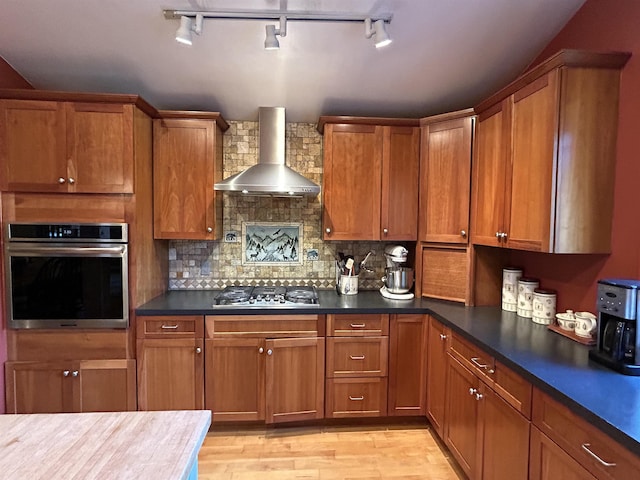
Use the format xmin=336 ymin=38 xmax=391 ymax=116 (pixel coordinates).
xmin=507 ymin=71 xmax=558 ymax=251
xmin=480 ymin=384 xmax=530 ymax=480
xmin=322 ymin=124 xmax=382 ymax=240
xmin=445 ymin=356 xmax=481 ymax=480
xmin=78 ymin=359 xmax=137 ymax=412
xmin=470 ymin=101 xmax=510 ymax=247
xmin=66 ymin=102 xmax=134 ymax=193
xmin=388 ymin=314 xmax=427 ymax=416
xmin=419 ymin=117 xmax=473 ymax=243
xmin=153 ymin=118 xmax=219 ymax=239
xmin=530 ymin=427 xmax=597 ymax=480
xmin=206 ymin=338 xmax=265 ymax=422
xmin=0 ymin=99 xmax=67 ymax=192
xmin=426 ymin=316 xmax=449 ymax=438
xmin=265 ymin=337 xmax=324 ymax=424
xmin=5 ymin=361 xmax=73 ymax=413
xmin=138 ymin=339 xmax=203 ymax=411
xmin=381 ymin=126 xmax=420 ymax=240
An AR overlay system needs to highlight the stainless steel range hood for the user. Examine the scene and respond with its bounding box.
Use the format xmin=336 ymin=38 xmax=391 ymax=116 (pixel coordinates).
xmin=214 ymin=107 xmax=320 ymax=197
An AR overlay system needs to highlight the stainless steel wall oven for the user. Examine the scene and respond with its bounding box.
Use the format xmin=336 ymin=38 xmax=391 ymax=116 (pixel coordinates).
xmin=4 ymin=223 xmax=129 ymax=329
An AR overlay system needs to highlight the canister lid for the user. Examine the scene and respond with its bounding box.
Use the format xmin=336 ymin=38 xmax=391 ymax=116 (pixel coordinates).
xmin=503 ymin=266 xmax=523 ymax=272
xmin=518 ymin=277 xmax=539 ymax=284
xmin=533 ymin=288 xmax=556 ymax=295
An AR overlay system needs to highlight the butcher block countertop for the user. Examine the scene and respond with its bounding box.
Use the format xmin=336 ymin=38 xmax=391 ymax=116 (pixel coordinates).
xmin=0 ymin=410 xmax=211 ymax=480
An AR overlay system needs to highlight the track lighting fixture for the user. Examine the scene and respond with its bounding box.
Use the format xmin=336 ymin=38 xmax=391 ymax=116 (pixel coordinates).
xmin=164 ymin=9 xmax=392 ymax=49
xmin=265 ymin=16 xmax=287 ymax=50
xmin=175 ymin=14 xmax=203 ymax=45
xmin=364 ymin=18 xmax=392 ymax=48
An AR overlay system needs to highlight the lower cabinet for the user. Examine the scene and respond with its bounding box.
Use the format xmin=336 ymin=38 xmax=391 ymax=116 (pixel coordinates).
xmin=426 ymin=315 xmax=449 ymax=437
xmin=5 ymin=359 xmax=136 ymax=413
xmin=136 ymin=315 xmax=205 ymax=411
xmin=530 ymin=426 xmax=597 ymax=480
xmin=205 ymin=315 xmax=324 ymax=424
xmin=388 ymin=314 xmax=428 ymax=416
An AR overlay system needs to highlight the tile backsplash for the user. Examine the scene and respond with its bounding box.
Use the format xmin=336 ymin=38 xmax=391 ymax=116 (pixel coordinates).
xmin=168 ymin=120 xmax=402 ymax=290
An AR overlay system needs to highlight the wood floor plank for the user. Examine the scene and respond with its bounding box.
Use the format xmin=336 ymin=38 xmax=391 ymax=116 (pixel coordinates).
xmin=198 ymin=424 xmax=462 ymax=479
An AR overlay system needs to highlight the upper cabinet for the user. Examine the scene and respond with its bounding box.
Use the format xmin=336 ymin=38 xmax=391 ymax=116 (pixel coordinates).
xmin=0 ymin=90 xmax=156 ymax=194
xmin=153 ymin=111 xmax=228 ymax=240
xmin=470 ymin=50 xmax=631 ymax=253
xmin=419 ymin=110 xmax=474 ymax=244
xmin=318 ymin=117 xmax=420 ymax=241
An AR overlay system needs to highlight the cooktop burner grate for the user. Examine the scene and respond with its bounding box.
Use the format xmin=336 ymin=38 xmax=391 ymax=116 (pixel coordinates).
xmin=212 ymin=285 xmax=319 ymax=307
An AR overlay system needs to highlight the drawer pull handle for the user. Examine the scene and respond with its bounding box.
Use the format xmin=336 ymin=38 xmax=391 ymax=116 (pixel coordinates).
xmin=471 ymin=357 xmax=489 ymax=369
xmin=349 ymin=396 xmax=364 ymax=401
xmin=161 ymin=324 xmax=179 ymax=329
xmin=350 ymin=355 xmax=365 ymax=360
xmin=581 ymin=443 xmax=617 ymax=467
xmin=350 ymin=323 xmax=366 ymax=328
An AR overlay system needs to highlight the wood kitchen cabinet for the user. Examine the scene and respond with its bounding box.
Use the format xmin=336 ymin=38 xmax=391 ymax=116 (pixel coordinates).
xmin=0 ymin=91 xmax=156 ymax=194
xmin=445 ymin=331 xmax=532 ymax=480
xmin=5 ymin=359 xmax=136 ymax=414
xmin=153 ymin=111 xmax=227 ymax=240
xmin=325 ymin=314 xmax=389 ymax=418
xmin=426 ymin=315 xmax=449 ymax=438
xmin=318 ymin=117 xmax=420 ymax=241
xmin=419 ymin=110 xmax=474 ymax=244
xmin=205 ymin=315 xmax=324 ymax=424
xmin=531 ymin=388 xmax=640 ymax=480
xmin=470 ymin=50 xmax=630 ymax=253
xmin=388 ymin=314 xmax=428 ymax=416
xmin=136 ymin=315 xmax=204 ymax=411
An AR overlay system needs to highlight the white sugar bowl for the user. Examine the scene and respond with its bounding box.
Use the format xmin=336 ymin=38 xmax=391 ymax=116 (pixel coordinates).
xmin=556 ymin=310 xmax=576 ymax=331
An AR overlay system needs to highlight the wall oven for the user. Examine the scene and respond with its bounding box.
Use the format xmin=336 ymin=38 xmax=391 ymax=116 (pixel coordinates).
xmin=4 ymin=223 xmax=129 ymax=329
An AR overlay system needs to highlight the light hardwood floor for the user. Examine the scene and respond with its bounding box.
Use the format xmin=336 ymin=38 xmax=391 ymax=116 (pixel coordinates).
xmin=198 ymin=423 xmax=464 ymax=479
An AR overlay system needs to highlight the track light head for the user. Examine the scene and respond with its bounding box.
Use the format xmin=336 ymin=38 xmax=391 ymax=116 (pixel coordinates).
xmin=265 ymin=16 xmax=287 ymax=50
xmin=365 ymin=17 xmax=392 ymax=48
xmin=175 ymin=14 xmax=203 ymax=46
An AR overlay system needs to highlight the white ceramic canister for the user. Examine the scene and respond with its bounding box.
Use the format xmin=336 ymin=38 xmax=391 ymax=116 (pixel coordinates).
xmin=517 ymin=277 xmax=540 ymax=318
xmin=531 ymin=288 xmax=557 ymax=324
xmin=502 ymin=267 xmax=523 ymax=312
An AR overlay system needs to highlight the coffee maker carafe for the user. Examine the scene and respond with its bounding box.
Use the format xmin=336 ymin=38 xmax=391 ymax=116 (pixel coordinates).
xmin=589 ymin=279 xmax=640 ymax=375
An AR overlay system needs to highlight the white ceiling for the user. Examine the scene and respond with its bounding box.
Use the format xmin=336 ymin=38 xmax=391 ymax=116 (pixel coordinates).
xmin=0 ymin=0 xmax=585 ymax=122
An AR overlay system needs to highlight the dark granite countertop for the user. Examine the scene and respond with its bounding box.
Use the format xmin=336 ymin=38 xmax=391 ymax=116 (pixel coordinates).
xmin=136 ymin=289 xmax=640 ymax=456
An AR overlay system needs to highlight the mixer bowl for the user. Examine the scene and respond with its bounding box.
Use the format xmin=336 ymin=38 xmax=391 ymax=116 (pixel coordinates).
xmin=382 ymin=267 xmax=414 ymax=294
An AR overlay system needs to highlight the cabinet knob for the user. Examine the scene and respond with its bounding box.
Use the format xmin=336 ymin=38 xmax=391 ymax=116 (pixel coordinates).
xmin=468 ymin=387 xmax=477 ymax=396
xmin=207 ymin=227 xmax=213 ymax=233
xmin=501 ymin=232 xmax=508 ymax=240
xmin=72 ymin=370 xmax=79 ymax=377
xmin=325 ymin=228 xmax=331 ymax=234
xmin=58 ymin=177 xmax=66 ymax=184
xmin=439 ymin=333 xmax=447 ymax=340
xmin=267 ymin=349 xmax=273 ymax=356
xmin=68 ymin=177 xmax=75 ymax=185
xmin=460 ymin=230 xmax=467 ymax=238
xmin=383 ymin=228 xmax=388 ymax=234
xmin=195 ymin=347 xmax=202 ymax=354
xmin=258 ymin=347 xmax=264 ymax=354
xmin=495 ymin=231 xmax=501 ymax=239
xmin=475 ymin=392 xmax=483 ymax=401
xmin=63 ymin=370 xmax=70 ymax=377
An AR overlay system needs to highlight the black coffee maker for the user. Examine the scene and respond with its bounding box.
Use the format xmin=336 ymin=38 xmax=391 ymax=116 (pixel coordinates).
xmin=589 ymin=279 xmax=640 ymax=375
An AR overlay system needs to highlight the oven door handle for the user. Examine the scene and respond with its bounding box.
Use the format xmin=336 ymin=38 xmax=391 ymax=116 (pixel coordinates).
xmin=7 ymin=246 xmax=127 ymax=256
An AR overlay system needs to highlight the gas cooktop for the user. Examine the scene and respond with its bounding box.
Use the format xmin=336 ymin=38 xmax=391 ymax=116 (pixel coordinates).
xmin=212 ymin=285 xmax=319 ymax=308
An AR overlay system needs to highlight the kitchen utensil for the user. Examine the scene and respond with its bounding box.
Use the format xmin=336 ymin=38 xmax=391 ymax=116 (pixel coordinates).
xmin=359 ymin=250 xmax=375 ymax=274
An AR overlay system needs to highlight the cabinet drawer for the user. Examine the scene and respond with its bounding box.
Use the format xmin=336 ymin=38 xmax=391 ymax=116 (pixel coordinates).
xmin=449 ymin=332 xmax=495 ymax=383
xmin=139 ymin=316 xmax=201 ymax=338
xmin=325 ymin=377 xmax=388 ymax=418
xmin=532 ymin=388 xmax=640 ymax=480
xmin=326 ymin=337 xmax=388 ymax=378
xmin=206 ymin=315 xmax=319 ymax=338
xmin=327 ymin=314 xmax=389 ymax=336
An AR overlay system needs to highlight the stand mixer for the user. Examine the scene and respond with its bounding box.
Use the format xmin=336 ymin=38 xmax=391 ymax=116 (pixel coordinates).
xmin=380 ymin=245 xmax=415 ymax=300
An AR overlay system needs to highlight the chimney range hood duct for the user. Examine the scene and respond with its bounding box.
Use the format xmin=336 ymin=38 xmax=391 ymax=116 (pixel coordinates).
xmin=214 ymin=107 xmax=320 ymax=197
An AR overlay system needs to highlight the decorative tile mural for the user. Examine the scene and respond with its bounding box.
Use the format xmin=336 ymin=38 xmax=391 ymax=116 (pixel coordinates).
xmin=168 ymin=120 xmax=405 ymax=290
